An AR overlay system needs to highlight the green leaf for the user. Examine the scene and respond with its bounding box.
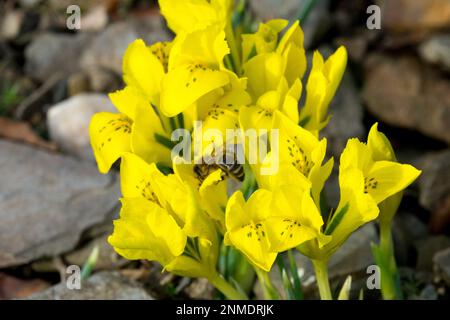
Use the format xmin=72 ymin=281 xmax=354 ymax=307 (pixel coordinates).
xmin=154 ymin=133 xmax=176 ymax=149
xmin=298 ymin=115 xmax=311 ymax=127
xmin=337 ymin=276 xmax=352 ymax=300
xmin=81 ymin=245 xmax=99 ymax=280
xmin=325 ymin=202 xmax=350 ymax=235
xmin=288 ymin=250 xmax=303 ymax=300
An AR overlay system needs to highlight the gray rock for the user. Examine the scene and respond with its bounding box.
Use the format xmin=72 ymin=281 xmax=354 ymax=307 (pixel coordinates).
xmin=433 ymin=247 xmax=450 ymax=286
xmin=87 ymin=68 xmax=120 ymax=93
xmin=81 ymin=5 xmax=109 ymax=32
xmin=379 ymin=0 xmax=450 ymax=33
xmin=81 ymin=19 xmax=171 ymax=76
xmin=184 ymin=278 xmax=215 ymax=300
xmin=19 ymin=0 xmax=42 ymax=8
xmin=67 ymin=72 xmax=90 ymax=96
xmin=418 ymin=150 xmax=450 ymax=232
xmin=417 ymin=284 xmax=438 ymax=300
xmin=25 ymin=32 xmax=92 ymax=81
xmin=64 ymin=233 xmax=125 ymax=271
xmin=248 ymin=0 xmax=303 ymax=21
xmin=392 ymin=213 xmax=428 ymax=265
xmin=419 ymin=34 xmax=450 ymax=72
xmin=415 ymin=236 xmax=450 ymax=271
xmin=0 ymin=140 xmax=120 ymax=268
xmin=0 ymin=10 xmax=24 ymax=40
xmin=47 ymin=94 xmax=116 ymax=161
xmin=362 ymin=54 xmax=450 ymax=144
xmin=26 ymin=272 xmax=153 ymax=300
xmin=322 ymin=71 xmax=365 ymax=157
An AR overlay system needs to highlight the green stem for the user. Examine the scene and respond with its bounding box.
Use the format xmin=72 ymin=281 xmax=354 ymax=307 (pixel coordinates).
xmin=209 ymin=273 xmax=248 ymax=300
xmin=379 ymin=222 xmax=403 ymax=300
xmin=312 ymin=259 xmax=332 ymax=300
xmin=296 ymin=0 xmax=318 ymax=23
xmin=255 ymin=267 xmax=280 ymax=300
xmin=225 ymin=21 xmax=242 ymax=75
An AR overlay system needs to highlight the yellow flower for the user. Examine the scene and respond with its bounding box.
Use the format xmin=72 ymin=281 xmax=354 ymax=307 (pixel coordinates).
xmin=299 ymin=168 xmax=380 ymax=260
xmin=239 ymin=78 xmax=302 ymax=132
xmin=299 ymin=46 xmax=347 ymax=135
xmin=160 ymin=25 xmax=232 ymax=117
xmin=89 ymin=86 xmax=171 ymax=173
xmin=339 ymin=137 xmax=421 ymax=205
xmin=264 ymin=111 xmax=334 ymax=205
xmin=89 ymin=38 xmax=174 ymax=173
xmin=276 ymin=21 xmax=307 ymax=86
xmin=109 ymin=153 xmax=218 ymax=278
xmin=194 ymin=74 xmax=252 ymax=147
xmin=225 ymin=190 xmax=277 ymax=272
xmin=122 ymin=39 xmax=167 ymax=106
xmin=266 ymin=182 xmax=331 ymax=253
xmin=240 ymin=22 xmax=307 ymax=131
xmin=241 ymin=19 xmax=288 ymax=62
xmin=158 ymin=0 xmax=232 ymax=34
xmin=244 ymin=52 xmax=285 ymax=102
xmin=172 ymin=156 xmax=229 ymax=231
xmin=367 ymin=123 xmax=421 ymax=224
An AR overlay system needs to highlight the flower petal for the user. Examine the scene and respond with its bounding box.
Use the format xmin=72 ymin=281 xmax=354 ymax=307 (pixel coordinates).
xmin=89 ymin=112 xmax=132 ymax=173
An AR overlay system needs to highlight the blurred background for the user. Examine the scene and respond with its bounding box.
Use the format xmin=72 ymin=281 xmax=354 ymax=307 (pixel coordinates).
xmin=0 ymin=0 xmax=449 ymax=300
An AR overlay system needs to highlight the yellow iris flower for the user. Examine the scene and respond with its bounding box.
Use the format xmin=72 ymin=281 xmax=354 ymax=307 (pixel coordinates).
xmin=160 ymin=25 xmax=232 ymax=117
xmin=109 ymin=153 xmax=218 ymax=278
xmin=89 ymin=39 xmax=174 ymax=173
xmin=172 ymin=156 xmax=228 ymax=231
xmin=240 ymin=21 xmax=307 ymax=132
xmin=339 ymin=136 xmax=421 ymax=205
xmin=268 ymin=111 xmax=334 ymax=205
xmin=241 ymin=19 xmax=288 ymax=62
xmin=225 ymin=190 xmax=276 ymax=272
xmin=158 ymin=0 xmax=232 ymax=35
xmin=367 ymin=123 xmax=410 ymax=225
xmin=299 ymin=46 xmax=347 ymax=135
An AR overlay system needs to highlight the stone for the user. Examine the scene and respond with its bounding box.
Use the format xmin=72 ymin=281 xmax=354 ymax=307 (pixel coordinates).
xmin=64 ymin=233 xmax=125 ymax=271
xmin=248 ymin=0 xmax=304 ymax=21
xmin=19 ymin=0 xmax=42 ymax=8
xmin=362 ymin=54 xmax=450 ymax=144
xmin=418 ymin=284 xmax=438 ymax=300
xmin=67 ymin=72 xmax=90 ymax=96
xmin=184 ymin=278 xmax=215 ymax=300
xmin=81 ymin=5 xmax=109 ymax=32
xmin=399 ymin=267 xmax=434 ymax=299
xmin=379 ymin=0 xmax=450 ymax=33
xmin=0 ymin=10 xmax=24 ymax=40
xmin=0 ymin=273 xmax=50 ymax=299
xmin=322 ymin=70 xmax=365 ymax=157
xmin=392 ymin=212 xmax=428 ymax=265
xmin=433 ymin=248 xmax=450 ymax=286
xmin=25 ymin=32 xmax=92 ymax=81
xmin=415 ymin=236 xmax=450 ymax=271
xmin=418 ymin=150 xmax=450 ymax=232
xmin=0 ymin=140 xmax=120 ymax=268
xmin=86 ymin=68 xmax=120 ymax=93
xmin=419 ymin=34 xmax=450 ymax=72
xmin=80 ymin=19 xmax=171 ymax=76
xmin=47 ymin=94 xmax=116 ymax=161
xmin=26 ymin=272 xmax=153 ymax=300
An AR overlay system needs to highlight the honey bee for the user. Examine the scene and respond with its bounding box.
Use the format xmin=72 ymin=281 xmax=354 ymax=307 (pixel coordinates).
xmin=193 ymin=146 xmax=245 ymax=183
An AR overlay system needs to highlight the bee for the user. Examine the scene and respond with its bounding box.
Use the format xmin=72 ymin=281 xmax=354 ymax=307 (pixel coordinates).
xmin=216 ymin=155 xmax=245 ymax=182
xmin=193 ymin=146 xmax=245 ymax=183
xmin=193 ymin=162 xmax=222 ymax=183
